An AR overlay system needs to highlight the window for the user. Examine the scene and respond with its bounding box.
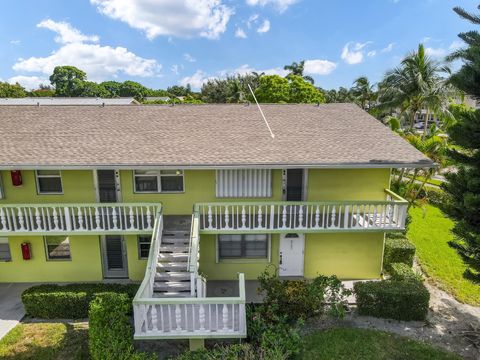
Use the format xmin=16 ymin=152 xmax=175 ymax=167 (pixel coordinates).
xmin=138 ymin=235 xmax=151 ymax=259
xmin=216 ymin=170 xmax=271 ymax=198
xmin=45 ymin=236 xmax=71 ymax=260
xmin=218 ymin=234 xmax=269 ymax=260
xmin=134 ymin=170 xmax=184 ymax=193
xmin=36 ymin=170 xmax=63 ymax=194
xmin=0 ymin=238 xmax=11 ymax=261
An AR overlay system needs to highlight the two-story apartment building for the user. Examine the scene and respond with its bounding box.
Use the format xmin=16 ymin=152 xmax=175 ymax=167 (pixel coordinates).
xmin=0 ymin=103 xmax=432 ymax=345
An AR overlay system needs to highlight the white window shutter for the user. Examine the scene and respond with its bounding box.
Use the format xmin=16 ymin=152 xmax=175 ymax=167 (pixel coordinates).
xmin=216 ymin=169 xmax=272 ymax=198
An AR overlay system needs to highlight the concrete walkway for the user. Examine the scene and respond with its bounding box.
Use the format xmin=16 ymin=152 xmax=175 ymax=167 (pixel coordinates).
xmin=0 ymin=283 xmax=32 ymax=340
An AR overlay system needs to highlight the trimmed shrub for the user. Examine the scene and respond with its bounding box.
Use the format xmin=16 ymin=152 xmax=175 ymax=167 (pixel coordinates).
xmin=425 ymin=187 xmax=445 ymax=206
xmin=22 ymin=283 xmax=138 ymax=319
xmin=389 ymin=262 xmax=422 ymax=282
xmin=89 ymin=292 xmax=154 ymax=360
xmin=354 ymin=280 xmax=430 ymax=321
xmin=383 ymin=237 xmax=416 ymax=271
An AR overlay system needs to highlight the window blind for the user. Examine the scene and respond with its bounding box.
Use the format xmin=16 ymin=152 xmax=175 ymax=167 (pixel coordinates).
xmin=216 ymin=169 xmax=272 ymax=198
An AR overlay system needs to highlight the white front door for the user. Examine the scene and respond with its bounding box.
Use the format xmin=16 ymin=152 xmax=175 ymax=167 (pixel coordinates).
xmin=279 ymin=233 xmax=305 ymax=276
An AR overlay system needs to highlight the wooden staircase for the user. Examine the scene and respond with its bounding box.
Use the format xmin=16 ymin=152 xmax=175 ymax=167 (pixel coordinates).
xmin=153 ymin=230 xmax=192 ymax=297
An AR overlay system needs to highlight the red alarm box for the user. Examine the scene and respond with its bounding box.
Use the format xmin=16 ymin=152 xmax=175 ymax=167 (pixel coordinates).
xmin=21 ymin=242 xmax=31 ymax=260
xmin=11 ymin=170 xmax=22 ymax=186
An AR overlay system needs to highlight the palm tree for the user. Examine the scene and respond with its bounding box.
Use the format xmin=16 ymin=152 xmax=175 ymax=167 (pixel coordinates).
xmin=351 ymin=76 xmax=376 ymax=110
xmin=284 ymin=60 xmax=314 ymax=84
xmin=378 ymin=44 xmax=453 ymax=132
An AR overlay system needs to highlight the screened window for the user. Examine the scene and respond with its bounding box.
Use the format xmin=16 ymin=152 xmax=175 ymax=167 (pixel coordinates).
xmin=0 ymin=238 xmax=11 ymax=261
xmin=36 ymin=170 xmax=63 ymax=194
xmin=134 ymin=170 xmax=184 ymax=193
xmin=216 ymin=170 xmax=271 ymax=198
xmin=45 ymin=236 xmax=71 ymax=260
xmin=138 ymin=235 xmax=151 ymax=259
xmin=218 ymin=234 xmax=268 ymax=260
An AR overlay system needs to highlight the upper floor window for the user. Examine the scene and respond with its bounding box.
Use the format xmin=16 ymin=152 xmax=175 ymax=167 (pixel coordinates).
xmin=134 ymin=170 xmax=184 ymax=193
xmin=0 ymin=238 xmax=11 ymax=261
xmin=0 ymin=174 xmax=4 ymax=199
xmin=36 ymin=170 xmax=63 ymax=194
xmin=216 ymin=169 xmax=272 ymax=198
xmin=45 ymin=236 xmax=71 ymax=260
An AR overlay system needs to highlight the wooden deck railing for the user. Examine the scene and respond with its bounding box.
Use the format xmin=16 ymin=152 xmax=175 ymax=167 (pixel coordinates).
xmin=0 ymin=203 xmax=159 ymax=235
xmin=197 ymin=189 xmax=408 ymax=233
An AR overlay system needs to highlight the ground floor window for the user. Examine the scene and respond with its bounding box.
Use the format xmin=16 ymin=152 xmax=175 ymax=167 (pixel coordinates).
xmin=45 ymin=236 xmax=71 ymax=260
xmin=138 ymin=235 xmax=151 ymax=259
xmin=218 ymin=234 xmax=269 ymax=260
xmin=0 ymin=237 xmax=11 ymax=261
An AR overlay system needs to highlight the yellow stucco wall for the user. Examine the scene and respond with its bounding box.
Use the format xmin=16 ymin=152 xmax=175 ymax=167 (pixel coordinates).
xmin=0 ymin=235 xmax=103 ymax=282
xmin=198 ymin=234 xmax=280 ymax=280
xmin=125 ymin=235 xmax=148 ymax=281
xmin=307 ymin=168 xmax=391 ymax=201
xmin=304 ymin=233 xmax=384 ymax=279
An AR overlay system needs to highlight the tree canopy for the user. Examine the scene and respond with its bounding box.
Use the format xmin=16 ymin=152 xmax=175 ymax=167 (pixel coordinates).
xmin=254 ymin=75 xmax=325 ymax=103
xmin=0 ymin=82 xmax=26 ymax=97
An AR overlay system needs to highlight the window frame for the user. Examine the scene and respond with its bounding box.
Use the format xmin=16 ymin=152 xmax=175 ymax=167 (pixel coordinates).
xmin=35 ymin=170 xmax=64 ymax=195
xmin=137 ymin=235 xmax=151 ymax=260
xmin=0 ymin=237 xmax=11 ymax=262
xmin=44 ymin=235 xmax=71 ymax=261
xmin=216 ymin=234 xmax=271 ymax=262
xmin=133 ymin=170 xmax=184 ymax=194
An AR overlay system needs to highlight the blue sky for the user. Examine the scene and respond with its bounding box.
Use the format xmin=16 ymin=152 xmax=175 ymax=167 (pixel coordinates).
xmin=0 ymin=0 xmax=472 ymax=91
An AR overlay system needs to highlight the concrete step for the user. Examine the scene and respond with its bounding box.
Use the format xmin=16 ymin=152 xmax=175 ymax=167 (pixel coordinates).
xmin=159 ymin=245 xmax=189 ymax=253
xmin=158 ymin=253 xmax=188 ymax=262
xmin=161 ymin=237 xmax=190 ymax=246
xmin=152 ymin=291 xmax=192 ymax=298
xmin=157 ymin=262 xmax=188 ymax=271
xmin=153 ymin=281 xmax=191 ymax=291
xmin=155 ymin=272 xmax=191 ymax=281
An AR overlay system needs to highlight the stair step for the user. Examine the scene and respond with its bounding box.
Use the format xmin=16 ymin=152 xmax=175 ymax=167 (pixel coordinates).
xmin=163 ymin=231 xmax=190 ymax=238
xmin=155 ymin=272 xmax=191 ymax=281
xmin=154 ymin=282 xmax=191 ymax=291
xmin=152 ymin=291 xmax=192 ymax=298
xmin=162 ymin=238 xmax=190 ymax=245
xmin=158 ymin=253 xmax=188 ymax=261
xmin=159 ymin=245 xmax=189 ymax=253
xmin=157 ymin=262 xmax=188 ymax=271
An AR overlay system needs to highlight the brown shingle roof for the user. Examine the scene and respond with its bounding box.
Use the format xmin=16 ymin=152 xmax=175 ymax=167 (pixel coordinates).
xmin=0 ymin=103 xmax=433 ymax=169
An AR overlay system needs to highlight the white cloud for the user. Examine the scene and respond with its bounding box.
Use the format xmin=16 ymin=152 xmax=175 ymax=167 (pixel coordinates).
xmin=179 ymin=70 xmax=215 ymax=88
xmin=257 ymin=19 xmax=270 ymax=33
xmin=10 ymin=40 xmax=21 ymax=45
xmin=171 ymin=64 xmax=180 ymax=75
xmin=367 ymin=50 xmax=376 ymax=57
xmin=246 ymin=0 xmax=299 ymax=13
xmin=38 ymin=19 xmax=99 ymax=44
xmin=449 ymin=40 xmax=463 ymax=50
xmin=235 ymin=27 xmax=247 ymax=38
xmin=232 ymin=64 xmax=289 ymax=77
xmin=8 ymin=75 xmax=49 ymax=90
xmin=247 ymin=14 xmax=259 ymax=29
xmin=91 ymin=0 xmax=233 ymax=39
xmin=381 ymin=42 xmax=395 ymax=53
xmin=304 ymin=59 xmax=337 ymax=75
xmin=183 ymin=53 xmax=196 ymax=62
xmin=425 ymin=47 xmax=447 ymax=58
xmin=13 ymin=20 xmax=160 ymax=81
xmin=341 ymin=41 xmax=370 ymax=65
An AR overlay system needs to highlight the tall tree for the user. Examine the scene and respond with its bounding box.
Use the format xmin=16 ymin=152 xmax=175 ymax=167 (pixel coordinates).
xmin=379 ymin=44 xmax=452 ymax=130
xmin=284 ymin=60 xmax=314 ymax=84
xmin=442 ymin=4 xmax=480 ymax=279
xmin=0 ymin=82 xmax=26 ymax=97
xmin=254 ymin=75 xmax=324 ymax=103
xmin=351 ymin=76 xmax=376 ymax=110
xmin=49 ymin=66 xmax=86 ymax=96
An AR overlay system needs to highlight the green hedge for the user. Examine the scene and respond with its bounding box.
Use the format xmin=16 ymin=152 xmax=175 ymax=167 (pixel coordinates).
xmin=89 ymin=292 xmax=154 ymax=360
xmin=22 ymin=283 xmax=139 ymax=319
xmin=354 ymin=280 xmax=430 ymax=321
xmin=425 ymin=187 xmax=444 ymax=206
xmin=389 ymin=263 xmax=422 ymax=282
xmin=383 ymin=237 xmax=416 ymax=272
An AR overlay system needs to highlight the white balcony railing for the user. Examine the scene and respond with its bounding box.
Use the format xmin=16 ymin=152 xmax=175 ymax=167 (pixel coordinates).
xmin=197 ymin=189 xmax=408 ymax=233
xmin=0 ymin=203 xmax=159 ymax=235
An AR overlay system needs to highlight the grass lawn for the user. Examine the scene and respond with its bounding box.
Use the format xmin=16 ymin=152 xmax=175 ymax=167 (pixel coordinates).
xmin=301 ymin=328 xmax=460 ymax=360
xmin=408 ymin=204 xmax=480 ymax=306
xmin=0 ymin=322 xmax=89 ymax=360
